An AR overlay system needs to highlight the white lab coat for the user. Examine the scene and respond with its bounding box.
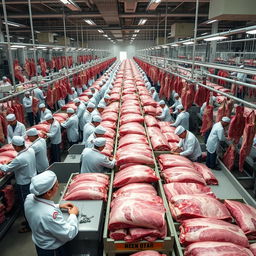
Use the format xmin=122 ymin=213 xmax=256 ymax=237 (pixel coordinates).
xmin=0 ymin=147 xmax=36 ymax=185
xmin=86 ymin=133 xmax=96 ymax=148
xmin=89 ymin=97 xmax=97 ymax=106
xmin=171 ymin=98 xmax=181 ymax=114
xmin=206 ymin=122 xmax=225 ymax=154
xmin=29 ymin=138 xmax=49 ymax=173
xmin=40 ymin=108 xmax=52 ymax=122
xmin=82 ymin=110 xmax=92 ymax=129
xmin=68 ymin=91 xmax=78 ymax=102
xmin=99 ymin=99 xmax=107 ymax=108
xmin=200 ymin=102 xmax=207 ymax=116
xmin=77 ymin=88 xmax=83 ymax=96
xmin=7 ymin=121 xmax=26 ymax=143
xmin=61 ymin=114 xmax=79 ymax=143
xmin=91 ymin=108 xmax=100 ymax=117
xmin=33 ymin=87 xmax=45 ymax=104
xmin=171 ymin=111 xmax=190 ymax=130
xmin=57 ymin=99 xmax=65 ymax=109
xmin=76 ymin=102 xmax=86 ymax=130
xmin=152 ymin=91 xmax=160 ymax=102
xmin=82 ymin=123 xmax=95 ymax=146
xmin=178 ymin=131 xmax=202 ymax=161
xmin=156 ymin=106 xmax=172 ymax=121
xmin=80 ymin=148 xmax=115 ymax=173
xmin=24 ymin=194 xmax=78 ymax=250
xmin=47 ymin=120 xmax=62 ymax=145
xmin=23 ymin=96 xmax=33 ymax=113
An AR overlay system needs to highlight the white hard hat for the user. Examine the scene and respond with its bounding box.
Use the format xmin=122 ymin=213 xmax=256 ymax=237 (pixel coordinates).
xmin=94 ymin=137 xmax=106 ymax=147
xmin=30 ymin=170 xmax=57 ymax=196
xmin=175 ymin=125 xmax=186 ymax=135
xmin=6 ymin=113 xmax=16 ymax=121
xmin=26 ymin=128 xmax=39 ymax=137
xmin=12 ymin=136 xmax=25 ymax=146
xmin=94 ymin=125 xmax=106 ymax=135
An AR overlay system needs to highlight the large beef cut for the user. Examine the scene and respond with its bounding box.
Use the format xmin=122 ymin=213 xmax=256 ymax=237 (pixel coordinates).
xmin=118 ymin=134 xmax=148 ymax=148
xmin=222 ymin=144 xmax=236 ymax=171
xmin=71 ymin=173 xmax=109 ymax=185
xmin=144 ymin=115 xmax=160 ymax=128
xmin=0 ymin=203 xmax=5 ymax=224
xmin=228 ymin=106 xmax=246 ymax=144
xmin=119 ymin=123 xmax=145 ymax=136
xmin=163 ymin=183 xmax=215 ymax=201
xmin=130 ymin=251 xmax=167 ymax=256
xmin=113 ymin=165 xmax=159 ymax=188
xmin=1 ymin=185 xmax=15 ymax=212
xmin=64 ymin=187 xmax=107 ymax=201
xmin=180 ymin=218 xmax=249 ymax=247
xmin=184 ymin=241 xmax=253 ymax=256
xmin=109 ymin=229 xmax=127 ymax=240
xmin=120 ymin=114 xmax=144 ymax=125
xmin=148 ymin=127 xmax=170 ymax=151
xmin=200 ymin=103 xmax=214 ymax=135
xmin=158 ymin=154 xmax=194 ymax=170
xmin=193 ymin=162 xmax=218 ymax=185
xmin=216 ymin=99 xmax=227 ymax=122
xmin=250 ymin=243 xmax=256 ymax=256
xmin=169 ymin=194 xmax=232 ymax=222
xmin=224 ymin=200 xmax=256 ymax=236
xmin=239 ymin=111 xmax=256 ymax=171
xmin=162 ymin=167 xmax=206 ymax=185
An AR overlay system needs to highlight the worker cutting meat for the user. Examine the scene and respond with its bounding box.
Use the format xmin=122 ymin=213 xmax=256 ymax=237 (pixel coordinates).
xmin=80 ymin=138 xmax=115 ymax=173
xmin=206 ymin=116 xmax=230 ymax=169
xmin=39 ymin=103 xmax=52 ymax=122
xmin=156 ymin=100 xmax=172 ymax=121
xmin=6 ymin=113 xmax=26 ymax=143
xmin=170 ymin=105 xmax=190 ymax=130
xmin=0 ymin=136 xmax=36 ymax=233
xmin=44 ymin=113 xmax=62 ymax=163
xmin=61 ymin=108 xmax=79 ymax=147
xmin=172 ymin=125 xmax=202 ymax=162
xmin=86 ymin=125 xmax=106 ymax=148
xmin=26 ymin=128 xmax=49 ymax=173
xmin=25 ymin=171 xmax=79 ymax=256
xmin=170 ymin=93 xmax=181 ymax=116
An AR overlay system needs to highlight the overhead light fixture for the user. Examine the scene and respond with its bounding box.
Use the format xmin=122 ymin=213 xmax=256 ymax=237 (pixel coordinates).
xmin=103 ymin=34 xmax=108 ymax=37
xmin=135 ymin=30 xmax=140 ymax=33
xmin=204 ymin=36 xmax=227 ymax=41
xmin=35 ymin=31 xmax=40 ymax=34
xmin=161 ymin=45 xmax=169 ymax=48
xmin=84 ymin=19 xmax=96 ymax=25
xmin=171 ymin=43 xmax=179 ymax=47
xmin=36 ymin=46 xmax=47 ymax=49
xmin=138 ymin=19 xmax=147 ymax=25
xmin=206 ymin=19 xmax=217 ymax=24
xmin=18 ymin=37 xmax=25 ymax=40
xmin=5 ymin=35 xmax=13 ymax=38
xmin=98 ymin=29 xmax=104 ymax=33
xmin=70 ymin=38 xmax=75 ymax=41
xmin=2 ymin=21 xmax=24 ymax=27
xmin=183 ymin=41 xmax=194 ymax=45
xmin=11 ymin=45 xmax=26 ymax=48
xmin=59 ymin=0 xmax=81 ymax=11
xmin=246 ymin=29 xmax=256 ymax=35
xmin=132 ymin=34 xmax=137 ymax=37
xmin=201 ymin=32 xmax=208 ymax=36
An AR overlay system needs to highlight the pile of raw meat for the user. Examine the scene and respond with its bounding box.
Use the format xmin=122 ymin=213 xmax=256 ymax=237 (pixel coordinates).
xmin=108 ymin=60 xmax=168 ymax=246
xmin=63 ymin=173 xmax=109 ymax=201
xmin=0 ymin=184 xmax=15 ymax=224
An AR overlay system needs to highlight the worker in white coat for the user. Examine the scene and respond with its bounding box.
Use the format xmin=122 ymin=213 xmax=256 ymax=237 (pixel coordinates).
xmin=73 ymin=98 xmax=86 ymax=139
xmin=170 ymin=93 xmax=181 ymax=115
xmin=172 ymin=126 xmax=202 ymax=162
xmin=170 ymin=105 xmax=190 ymax=130
xmin=200 ymin=96 xmax=216 ymax=116
xmin=83 ymin=102 xmax=95 ymax=125
xmin=61 ymin=108 xmax=79 ymax=146
xmin=0 ymin=136 xmax=36 ymax=233
xmin=81 ymin=138 xmax=115 ymax=173
xmin=39 ymin=103 xmax=52 ymax=122
xmin=23 ymin=91 xmax=34 ymax=126
xmin=82 ymin=115 xmax=102 ymax=146
xmin=99 ymin=94 xmax=110 ymax=107
xmin=156 ymin=100 xmax=172 ymax=121
xmin=206 ymin=116 xmax=230 ymax=169
xmin=150 ymin=87 xmax=160 ymax=102
xmin=44 ymin=113 xmax=62 ymax=163
xmin=86 ymin=125 xmax=106 ymax=148
xmin=6 ymin=113 xmax=26 ymax=143
xmin=25 ymin=171 xmax=79 ymax=256
xmin=33 ymin=86 xmax=46 ymax=105
xmin=68 ymin=87 xmax=78 ymax=102
xmin=26 ymin=128 xmax=49 ymax=173
xmin=231 ymin=65 xmax=247 ymax=99
xmin=2 ymin=76 xmax=12 ymax=87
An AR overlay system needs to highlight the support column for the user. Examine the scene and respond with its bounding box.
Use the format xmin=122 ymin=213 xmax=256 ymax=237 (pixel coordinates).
xmin=209 ymin=21 xmax=218 ymax=62
xmin=0 ymin=17 xmax=4 ymax=42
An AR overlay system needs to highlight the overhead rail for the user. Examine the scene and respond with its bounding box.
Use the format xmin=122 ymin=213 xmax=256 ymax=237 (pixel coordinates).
xmin=137 ymin=57 xmax=256 ymax=110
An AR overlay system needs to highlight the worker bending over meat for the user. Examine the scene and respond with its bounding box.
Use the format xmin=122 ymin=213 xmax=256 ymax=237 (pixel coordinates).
xmin=0 ymin=136 xmax=36 ymax=233
xmin=61 ymin=108 xmax=79 ymax=147
xmin=80 ymin=138 xmax=115 ymax=173
xmin=206 ymin=116 xmax=230 ymax=169
xmin=170 ymin=93 xmax=181 ymax=116
xmin=82 ymin=102 xmax=96 ymax=128
xmin=82 ymin=115 xmax=102 ymax=146
xmin=39 ymin=103 xmax=52 ymax=122
xmin=86 ymin=125 xmax=106 ymax=148
xmin=150 ymin=87 xmax=160 ymax=102
xmin=170 ymin=105 xmax=190 ymax=130
xmin=6 ymin=113 xmax=26 ymax=143
xmin=25 ymin=171 xmax=79 ymax=256
xmin=172 ymin=126 xmax=202 ymax=162
xmin=26 ymin=128 xmax=49 ymax=173
xmin=68 ymin=87 xmax=78 ymax=102
xmin=44 ymin=113 xmax=62 ymax=163
xmin=156 ymin=100 xmax=172 ymax=122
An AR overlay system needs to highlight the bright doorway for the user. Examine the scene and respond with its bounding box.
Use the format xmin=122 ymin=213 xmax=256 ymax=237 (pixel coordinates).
xmin=119 ymin=51 xmax=127 ymax=61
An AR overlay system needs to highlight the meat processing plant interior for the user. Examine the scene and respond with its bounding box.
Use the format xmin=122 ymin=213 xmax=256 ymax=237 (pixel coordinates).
xmin=1 ymin=0 xmax=256 ymax=255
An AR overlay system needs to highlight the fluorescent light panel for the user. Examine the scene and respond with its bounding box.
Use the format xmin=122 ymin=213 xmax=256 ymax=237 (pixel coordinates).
xmin=84 ymin=19 xmax=96 ymax=25
xmin=183 ymin=41 xmax=194 ymax=45
xmin=246 ymin=29 xmax=256 ymax=35
xmin=3 ymin=21 xmax=23 ymax=27
xmin=11 ymin=45 xmax=26 ymax=48
xmin=201 ymin=32 xmax=208 ymax=36
xmin=171 ymin=43 xmax=179 ymax=47
xmin=204 ymin=36 xmax=227 ymax=41
xmin=138 ymin=19 xmax=147 ymax=25
xmin=98 ymin=29 xmax=104 ymax=33
xmin=206 ymin=19 xmax=217 ymax=24
xmin=135 ymin=30 xmax=140 ymax=33
xmin=59 ymin=0 xmax=81 ymax=11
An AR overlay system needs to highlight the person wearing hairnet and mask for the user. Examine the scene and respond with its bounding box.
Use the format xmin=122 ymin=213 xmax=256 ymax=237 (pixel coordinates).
xmin=156 ymin=100 xmax=172 ymax=122
xmin=172 ymin=126 xmax=202 ymax=162
xmin=61 ymin=108 xmax=79 ymax=146
xmin=206 ymin=116 xmax=231 ymax=169
xmin=44 ymin=113 xmax=62 ymax=163
xmin=82 ymin=115 xmax=102 ymax=146
xmin=81 ymin=138 xmax=115 ymax=173
xmin=170 ymin=105 xmax=190 ymax=130
xmin=0 ymin=136 xmax=36 ymax=233
xmin=99 ymin=94 xmax=110 ymax=107
xmin=39 ymin=103 xmax=52 ymax=122
xmin=86 ymin=125 xmax=106 ymax=148
xmin=26 ymin=128 xmax=49 ymax=173
xmin=6 ymin=113 xmax=26 ymax=143
xmin=25 ymin=171 xmax=79 ymax=256
xmin=2 ymin=76 xmax=11 ymax=87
